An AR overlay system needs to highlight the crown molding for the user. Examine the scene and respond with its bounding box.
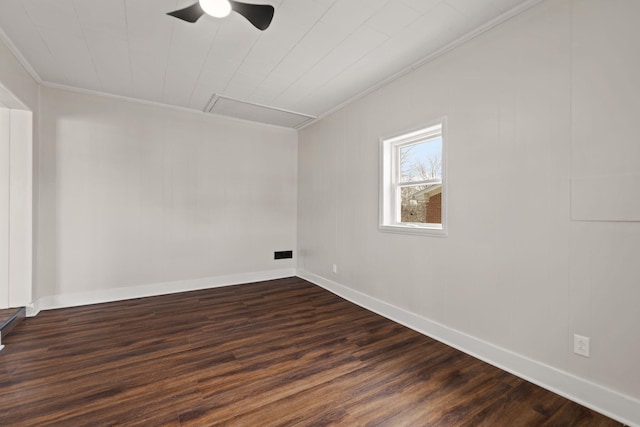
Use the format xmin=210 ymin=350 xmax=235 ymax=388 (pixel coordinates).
xmin=0 ymin=26 xmax=42 ymax=85
xmin=40 ymin=81 xmax=298 ymax=132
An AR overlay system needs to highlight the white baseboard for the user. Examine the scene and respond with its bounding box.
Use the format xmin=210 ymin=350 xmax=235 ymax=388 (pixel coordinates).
xmin=28 ymin=268 xmax=297 ymax=316
xmin=297 ymin=269 xmax=640 ymax=427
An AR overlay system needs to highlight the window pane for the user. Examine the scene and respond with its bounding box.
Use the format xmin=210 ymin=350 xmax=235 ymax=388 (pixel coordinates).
xmin=400 ymin=183 xmax=442 ymax=224
xmin=399 ymin=138 xmax=442 ymax=183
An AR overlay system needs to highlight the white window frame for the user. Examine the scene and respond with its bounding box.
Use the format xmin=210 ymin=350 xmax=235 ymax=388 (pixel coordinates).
xmin=379 ymin=118 xmax=447 ymax=237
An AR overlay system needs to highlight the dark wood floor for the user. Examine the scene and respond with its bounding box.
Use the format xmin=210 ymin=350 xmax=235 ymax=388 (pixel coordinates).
xmin=0 ymin=278 xmax=621 ymax=426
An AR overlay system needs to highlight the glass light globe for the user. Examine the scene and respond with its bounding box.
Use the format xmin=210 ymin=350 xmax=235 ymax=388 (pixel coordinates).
xmin=199 ymin=0 xmax=231 ymax=18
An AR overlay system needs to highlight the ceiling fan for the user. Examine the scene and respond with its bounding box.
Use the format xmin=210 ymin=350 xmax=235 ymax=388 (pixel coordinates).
xmin=167 ymin=0 xmax=275 ymax=31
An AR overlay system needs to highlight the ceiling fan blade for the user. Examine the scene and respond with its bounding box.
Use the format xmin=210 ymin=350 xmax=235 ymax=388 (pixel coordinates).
xmin=229 ymin=0 xmax=274 ymax=31
xmin=167 ymin=2 xmax=205 ymax=23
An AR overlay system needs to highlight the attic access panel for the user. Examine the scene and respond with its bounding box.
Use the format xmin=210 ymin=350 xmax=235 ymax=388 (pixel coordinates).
xmin=205 ymin=95 xmax=315 ymax=129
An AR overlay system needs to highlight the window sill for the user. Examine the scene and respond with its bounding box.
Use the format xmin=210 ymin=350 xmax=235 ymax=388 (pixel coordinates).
xmin=378 ymin=223 xmax=447 ymax=237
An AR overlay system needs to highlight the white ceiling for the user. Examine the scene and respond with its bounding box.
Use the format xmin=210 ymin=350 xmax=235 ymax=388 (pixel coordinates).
xmin=0 ymin=0 xmax=537 ymax=128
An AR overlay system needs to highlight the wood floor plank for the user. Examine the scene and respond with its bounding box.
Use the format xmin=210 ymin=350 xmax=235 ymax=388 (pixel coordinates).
xmin=0 ymin=278 xmax=623 ymax=426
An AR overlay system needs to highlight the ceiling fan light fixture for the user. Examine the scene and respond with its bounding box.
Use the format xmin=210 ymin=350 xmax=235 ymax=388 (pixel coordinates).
xmin=167 ymin=0 xmax=274 ymax=30
xmin=199 ymin=0 xmax=231 ymax=18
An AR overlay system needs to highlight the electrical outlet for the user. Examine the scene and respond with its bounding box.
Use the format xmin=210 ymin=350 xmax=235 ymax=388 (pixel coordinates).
xmin=573 ymin=334 xmax=590 ymax=357
xmin=332 ymin=264 xmax=338 ymax=274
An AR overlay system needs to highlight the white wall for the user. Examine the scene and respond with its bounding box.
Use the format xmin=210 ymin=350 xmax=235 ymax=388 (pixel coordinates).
xmin=568 ymin=0 xmax=640 ymax=409
xmin=298 ymin=0 xmax=640 ymax=424
xmin=36 ymin=86 xmax=297 ymax=307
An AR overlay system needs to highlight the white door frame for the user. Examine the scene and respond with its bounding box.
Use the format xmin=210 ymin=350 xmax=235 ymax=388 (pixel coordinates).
xmin=0 ymin=82 xmax=32 ymax=310
xmin=0 ymin=106 xmax=9 ymax=309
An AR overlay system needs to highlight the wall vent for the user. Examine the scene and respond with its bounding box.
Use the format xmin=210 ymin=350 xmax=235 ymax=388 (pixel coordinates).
xmin=205 ymin=94 xmax=315 ymax=129
xmin=274 ymin=250 xmax=293 ymax=260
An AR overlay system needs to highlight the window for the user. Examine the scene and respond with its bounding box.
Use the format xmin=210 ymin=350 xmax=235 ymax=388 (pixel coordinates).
xmin=379 ymin=119 xmax=447 ymax=236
